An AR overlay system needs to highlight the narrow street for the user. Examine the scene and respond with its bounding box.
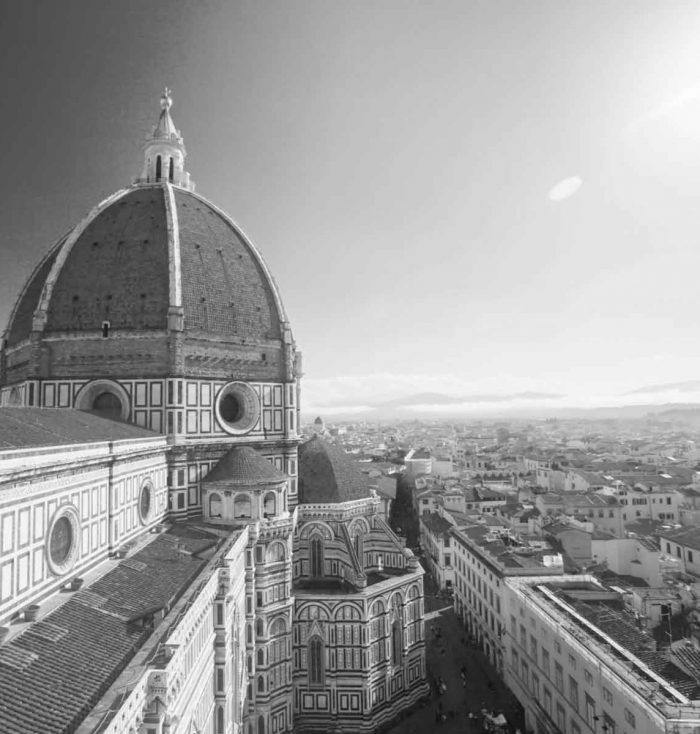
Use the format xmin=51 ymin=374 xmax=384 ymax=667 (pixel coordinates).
xmin=387 ymin=573 xmax=524 ymax=734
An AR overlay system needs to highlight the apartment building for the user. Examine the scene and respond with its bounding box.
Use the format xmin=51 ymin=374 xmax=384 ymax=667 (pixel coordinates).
xmin=419 ymin=512 xmax=455 ymax=590
xmin=450 ymin=522 xmax=563 ymax=673
xmin=506 ymin=575 xmax=700 ymax=734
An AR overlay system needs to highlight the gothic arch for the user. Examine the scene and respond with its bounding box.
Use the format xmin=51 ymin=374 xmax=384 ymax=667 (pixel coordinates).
xmin=299 ymin=521 xmax=333 ymax=541
xmin=269 ymin=616 xmax=287 ymax=636
xmin=296 ymin=602 xmax=331 ymax=621
xmin=389 ymin=591 xmax=404 ymax=615
xmin=333 ymin=603 xmax=362 ymax=621
xmin=348 ymin=516 xmax=370 ymax=536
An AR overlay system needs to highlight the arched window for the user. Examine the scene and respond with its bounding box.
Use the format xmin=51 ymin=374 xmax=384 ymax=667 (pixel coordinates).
xmin=257 ymin=648 xmax=264 ymax=665
xmin=92 ymin=391 xmax=122 ymax=420
xmin=247 ymin=624 xmax=252 ymax=644
xmin=156 ymin=155 xmax=162 ymax=181
xmin=209 ymin=492 xmax=222 ymax=518
xmin=392 ymin=620 xmax=402 ymax=666
xmin=310 ymin=537 xmax=324 ymax=577
xmin=217 ymin=706 xmax=224 ymax=734
xmin=271 ymin=617 xmax=286 ymax=637
xmin=256 ymin=618 xmax=264 ymax=638
xmin=234 ymin=494 xmax=252 ymax=518
xmin=169 ymin=157 xmax=174 ymax=182
xmin=258 ymin=715 xmax=265 ymax=734
xmin=263 ymin=492 xmax=276 ymax=517
xmin=309 ymin=637 xmax=324 ymax=686
xmin=266 ymin=542 xmax=285 ymax=563
xmin=257 ymin=675 xmax=264 ymax=693
xmin=371 ymin=601 xmax=385 ymax=638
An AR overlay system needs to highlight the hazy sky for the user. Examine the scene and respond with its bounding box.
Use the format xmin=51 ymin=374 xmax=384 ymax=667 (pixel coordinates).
xmin=2 ymin=1 xmax=700 ymax=414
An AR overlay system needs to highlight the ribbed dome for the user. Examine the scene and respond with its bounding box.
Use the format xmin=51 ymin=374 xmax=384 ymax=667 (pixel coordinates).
xmin=6 ymin=184 xmax=285 ymax=346
xmin=298 ymin=435 xmax=372 ymax=504
xmin=204 ymin=446 xmax=288 ymax=486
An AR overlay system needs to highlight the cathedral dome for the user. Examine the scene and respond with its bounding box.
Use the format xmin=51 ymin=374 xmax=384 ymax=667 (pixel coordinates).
xmin=2 ymin=91 xmax=297 ymax=385
xmin=6 ymin=185 xmax=285 ymax=345
xmin=298 ymin=435 xmax=372 ymax=504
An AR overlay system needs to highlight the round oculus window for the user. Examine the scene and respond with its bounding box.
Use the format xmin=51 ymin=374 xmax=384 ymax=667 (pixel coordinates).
xmin=138 ymin=481 xmax=152 ymax=524
xmin=92 ymin=391 xmax=123 ymax=420
xmin=46 ymin=506 xmax=80 ymax=576
xmin=215 ymin=382 xmax=261 ymax=435
xmin=74 ymin=379 xmax=131 ymax=421
xmin=50 ymin=517 xmax=72 ymax=565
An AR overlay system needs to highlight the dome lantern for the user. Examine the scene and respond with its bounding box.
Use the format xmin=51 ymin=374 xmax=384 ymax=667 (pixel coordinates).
xmin=137 ymin=88 xmax=194 ymax=191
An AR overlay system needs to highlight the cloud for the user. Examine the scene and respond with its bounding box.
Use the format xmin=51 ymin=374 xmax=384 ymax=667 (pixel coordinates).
xmin=302 ymin=373 xmax=564 ymax=409
xmin=625 ymin=380 xmax=700 ymax=395
xmin=301 ymin=373 xmax=569 ymax=415
xmin=547 ymin=176 xmax=583 ymax=202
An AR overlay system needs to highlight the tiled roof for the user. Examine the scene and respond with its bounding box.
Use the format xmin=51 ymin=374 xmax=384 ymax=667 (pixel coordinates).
xmin=564 ymin=596 xmax=656 ymax=655
xmin=0 ymin=408 xmax=159 ymax=450
xmin=659 ymin=525 xmax=700 ymax=552
xmin=6 ymin=236 xmax=65 ymax=347
xmin=544 ymin=523 xmax=587 ymax=537
xmin=0 ymin=527 xmax=215 ymax=734
xmin=421 ymin=512 xmax=454 ymax=536
xmin=203 ymin=446 xmax=287 ymax=486
xmin=298 ymin=436 xmax=372 ymax=504
xmin=47 ymin=187 xmax=171 ymax=333
xmin=174 ymin=188 xmax=282 ymax=340
xmin=6 ymin=184 xmax=284 ymax=348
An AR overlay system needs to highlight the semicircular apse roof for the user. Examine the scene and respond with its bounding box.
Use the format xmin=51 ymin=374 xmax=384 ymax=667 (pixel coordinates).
xmin=298 ymin=435 xmax=372 ymax=504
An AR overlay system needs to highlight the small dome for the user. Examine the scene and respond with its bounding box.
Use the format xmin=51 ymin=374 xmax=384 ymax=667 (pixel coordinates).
xmin=298 ymin=435 xmax=371 ymax=504
xmin=204 ymin=446 xmax=287 ymax=486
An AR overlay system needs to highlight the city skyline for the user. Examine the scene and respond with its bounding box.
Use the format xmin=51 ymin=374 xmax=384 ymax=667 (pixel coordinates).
xmin=3 ymin=1 xmax=700 ymax=415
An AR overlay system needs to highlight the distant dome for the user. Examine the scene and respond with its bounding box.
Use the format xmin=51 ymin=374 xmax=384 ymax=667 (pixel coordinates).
xmin=6 ymin=185 xmax=285 ymax=345
xmin=298 ymin=435 xmax=371 ymax=504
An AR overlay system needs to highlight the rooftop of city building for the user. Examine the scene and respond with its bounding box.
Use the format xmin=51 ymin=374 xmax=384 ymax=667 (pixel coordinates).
xmin=0 ymin=522 xmax=233 ymax=734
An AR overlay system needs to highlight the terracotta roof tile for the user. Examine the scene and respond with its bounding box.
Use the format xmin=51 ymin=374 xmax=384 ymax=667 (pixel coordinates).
xmin=46 ymin=187 xmax=171 ymax=333
xmin=0 ymin=527 xmax=214 ymax=734
xmin=175 ymin=189 xmax=282 ymax=339
xmin=0 ymin=408 xmax=159 ymax=450
xmin=298 ymin=436 xmax=372 ymax=504
xmin=659 ymin=525 xmax=700 ymax=551
xmin=203 ymin=446 xmax=287 ymax=485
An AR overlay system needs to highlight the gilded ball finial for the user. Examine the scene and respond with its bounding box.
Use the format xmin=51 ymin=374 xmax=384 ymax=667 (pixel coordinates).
xmin=160 ymin=87 xmax=172 ymax=110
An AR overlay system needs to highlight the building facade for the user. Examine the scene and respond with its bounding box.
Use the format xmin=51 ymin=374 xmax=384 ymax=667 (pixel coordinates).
xmin=0 ymin=89 xmax=301 ymax=519
xmin=505 ymin=574 xmax=700 ymax=734
xmin=0 ymin=93 xmax=427 ymax=734
xmin=451 ymin=521 xmax=563 ymax=674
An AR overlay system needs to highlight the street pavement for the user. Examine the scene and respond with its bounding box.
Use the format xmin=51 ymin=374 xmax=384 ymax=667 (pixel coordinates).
xmin=386 ymin=575 xmax=523 ymax=734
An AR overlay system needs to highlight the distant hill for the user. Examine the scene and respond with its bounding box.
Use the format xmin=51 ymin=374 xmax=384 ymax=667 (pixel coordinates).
xmin=302 ymin=401 xmax=700 ymax=422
